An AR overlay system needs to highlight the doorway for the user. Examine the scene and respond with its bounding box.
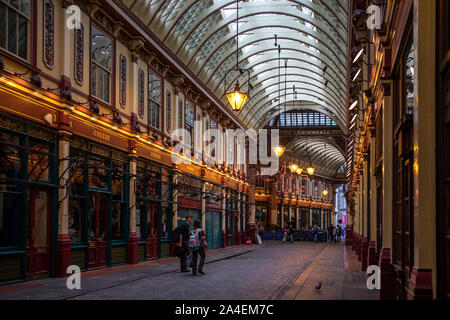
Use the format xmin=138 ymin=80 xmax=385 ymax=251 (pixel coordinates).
xmin=26 ymin=188 xmax=53 ymax=278
xmin=88 ymin=192 xmax=109 ymax=269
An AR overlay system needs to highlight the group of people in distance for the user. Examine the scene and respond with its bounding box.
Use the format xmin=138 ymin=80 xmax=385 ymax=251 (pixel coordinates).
xmin=174 ymin=216 xmax=207 ymax=275
xmin=173 ymin=216 xmax=345 ymax=275
xmin=257 ymin=221 xmax=344 ymax=244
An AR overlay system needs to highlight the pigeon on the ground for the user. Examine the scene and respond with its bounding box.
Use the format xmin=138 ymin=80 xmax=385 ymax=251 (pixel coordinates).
xmin=315 ymin=282 xmax=322 ymax=292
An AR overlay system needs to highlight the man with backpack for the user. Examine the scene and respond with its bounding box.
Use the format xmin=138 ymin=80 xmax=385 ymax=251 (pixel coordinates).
xmin=174 ymin=216 xmax=192 ymax=273
xmin=189 ymin=220 xmax=207 ymax=275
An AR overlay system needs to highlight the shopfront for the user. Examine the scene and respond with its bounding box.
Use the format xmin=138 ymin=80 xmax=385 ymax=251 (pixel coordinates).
xmin=205 ymin=182 xmax=223 ymax=249
xmin=0 ymin=112 xmax=58 ymax=283
xmin=176 ymin=173 xmax=202 ymax=233
xmin=68 ymin=136 xmax=129 ymax=270
xmin=255 ymin=204 xmax=269 ymax=228
xmin=311 ymin=208 xmax=321 ymax=229
xmin=225 ymin=189 xmax=239 ymax=247
xmin=135 ymin=158 xmax=170 ymax=261
xmin=299 ymin=207 xmax=309 ymax=229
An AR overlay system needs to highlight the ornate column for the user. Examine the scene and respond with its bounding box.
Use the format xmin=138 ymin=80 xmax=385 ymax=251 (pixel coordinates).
xmin=309 ymin=207 xmax=313 ymax=229
xmin=172 ymin=170 xmax=179 ymax=232
xmin=369 ymin=135 xmax=378 ymax=267
xmin=408 ymin=0 xmax=436 ymax=299
xmin=127 ymin=140 xmax=138 ymax=264
xmin=247 ymin=166 xmax=256 ymax=242
xmin=296 ymin=206 xmax=300 ymax=229
xmin=280 ymin=204 xmax=285 ymax=228
xmin=55 ymin=112 xmax=72 ymax=277
xmin=380 ymin=80 xmax=394 ymax=300
xmin=201 ymin=181 xmax=206 ymax=230
xmin=270 ymin=180 xmax=278 ymax=229
xmin=221 ymin=186 xmax=227 ymax=248
xmin=361 ymin=155 xmax=369 ymax=271
xmin=236 ymin=192 xmax=241 ymax=245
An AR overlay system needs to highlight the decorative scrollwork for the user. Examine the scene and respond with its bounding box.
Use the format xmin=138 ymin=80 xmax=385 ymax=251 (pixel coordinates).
xmin=120 ymin=54 xmax=127 ymax=108
xmin=138 ymin=69 xmax=145 ymax=118
xmin=74 ymin=24 xmax=84 ymax=85
xmin=43 ymin=0 xmax=55 ymax=69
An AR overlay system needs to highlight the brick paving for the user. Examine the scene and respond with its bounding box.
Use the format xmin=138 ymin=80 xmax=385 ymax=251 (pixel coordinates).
xmin=0 ymin=242 xmax=378 ymax=300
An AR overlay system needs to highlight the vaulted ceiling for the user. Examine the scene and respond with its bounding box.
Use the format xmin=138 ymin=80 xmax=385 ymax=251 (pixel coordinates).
xmin=123 ymin=0 xmax=349 ymax=177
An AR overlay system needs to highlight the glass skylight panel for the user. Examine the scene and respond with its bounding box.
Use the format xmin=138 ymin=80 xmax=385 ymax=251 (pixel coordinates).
xmin=159 ymin=0 xmax=183 ymax=23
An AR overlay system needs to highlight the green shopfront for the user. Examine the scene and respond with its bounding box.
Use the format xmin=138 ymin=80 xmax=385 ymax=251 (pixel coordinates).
xmin=0 ymin=112 xmax=59 ymax=283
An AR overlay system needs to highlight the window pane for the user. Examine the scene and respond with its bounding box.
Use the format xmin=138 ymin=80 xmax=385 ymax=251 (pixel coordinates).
xmin=20 ymin=0 xmax=30 ymax=17
xmin=0 ymin=193 xmax=21 ymax=247
xmin=148 ymin=72 xmax=161 ymax=103
xmin=91 ymin=26 xmax=112 ymax=71
xmin=103 ymin=70 xmax=109 ymax=103
xmin=0 ymin=5 xmax=6 ymax=49
xmin=69 ymin=198 xmax=83 ymax=243
xmin=18 ymin=14 xmax=26 ymax=59
xmin=10 ymin=0 xmax=19 ymax=10
xmin=98 ymin=68 xmax=104 ymax=101
xmin=91 ymin=64 xmax=96 ymax=97
xmin=111 ymin=202 xmax=123 ymax=240
xmin=7 ymin=8 xmax=17 ymax=54
xmin=33 ymin=191 xmax=48 ymax=247
xmin=161 ymin=207 xmax=169 ymax=238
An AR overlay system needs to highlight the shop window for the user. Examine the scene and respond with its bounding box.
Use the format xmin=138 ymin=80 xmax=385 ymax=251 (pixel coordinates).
xmin=0 ymin=133 xmax=22 ymax=249
xmin=0 ymin=193 xmax=21 ymax=248
xmin=148 ymin=70 xmax=161 ymax=129
xmin=0 ymin=0 xmax=30 ymax=60
xmin=136 ymin=159 xmax=163 ymax=241
xmin=69 ymin=198 xmax=83 ymax=243
xmin=88 ymin=154 xmax=108 ymax=189
xmin=112 ymin=160 xmax=125 ymax=241
xmin=33 ymin=191 xmax=48 ymax=247
xmin=27 ymin=140 xmax=51 ymax=182
xmin=161 ymin=207 xmax=169 ymax=239
xmin=91 ymin=25 xmax=112 ymax=103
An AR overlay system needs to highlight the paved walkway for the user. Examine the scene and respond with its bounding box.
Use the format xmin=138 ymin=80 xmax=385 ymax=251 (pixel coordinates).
xmin=0 ymin=242 xmax=378 ymax=300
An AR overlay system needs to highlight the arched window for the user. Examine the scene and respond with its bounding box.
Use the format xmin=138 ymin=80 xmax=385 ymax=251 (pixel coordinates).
xmin=166 ymin=90 xmax=171 ymax=132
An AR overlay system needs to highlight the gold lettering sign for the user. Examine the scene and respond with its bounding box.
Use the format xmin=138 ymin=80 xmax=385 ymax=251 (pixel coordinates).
xmin=93 ymin=130 xmax=111 ymax=142
xmin=151 ymin=152 xmax=161 ymax=160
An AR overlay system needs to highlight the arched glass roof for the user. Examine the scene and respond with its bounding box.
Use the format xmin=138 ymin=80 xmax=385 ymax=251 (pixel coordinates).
xmin=123 ymin=0 xmax=349 ymax=130
xmin=267 ymin=109 xmax=337 ymax=127
xmin=283 ymin=137 xmax=346 ymax=177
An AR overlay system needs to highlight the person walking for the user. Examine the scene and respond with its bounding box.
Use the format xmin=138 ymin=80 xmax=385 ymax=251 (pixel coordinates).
xmin=189 ymin=220 xmax=206 ymax=275
xmin=282 ymin=226 xmax=288 ymax=243
xmin=288 ymin=222 xmax=295 ymax=243
xmin=175 ymin=216 xmax=192 ymax=273
xmin=327 ymin=224 xmax=334 ymax=242
xmin=256 ymin=222 xmax=264 ymax=244
xmin=335 ymin=225 xmax=342 ymax=243
xmin=313 ymin=225 xmax=319 ymax=243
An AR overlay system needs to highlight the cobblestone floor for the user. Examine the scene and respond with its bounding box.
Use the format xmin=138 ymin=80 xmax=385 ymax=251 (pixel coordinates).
xmin=0 ymin=242 xmax=378 ymax=300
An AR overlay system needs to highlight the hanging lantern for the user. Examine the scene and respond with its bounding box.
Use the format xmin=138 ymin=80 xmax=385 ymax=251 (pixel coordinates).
xmin=296 ymin=168 xmax=303 ymax=175
xmin=322 ymin=189 xmax=329 ymax=196
xmin=226 ymin=82 xmax=248 ymax=111
xmin=273 ymin=145 xmax=286 ymax=158
xmin=289 ymin=164 xmax=299 ymax=173
xmin=307 ymin=164 xmax=315 ymax=176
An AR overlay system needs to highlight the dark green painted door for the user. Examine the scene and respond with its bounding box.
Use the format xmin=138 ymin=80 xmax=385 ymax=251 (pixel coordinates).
xmin=177 ymin=208 xmax=201 ymax=227
xmin=206 ymin=211 xmax=222 ymax=249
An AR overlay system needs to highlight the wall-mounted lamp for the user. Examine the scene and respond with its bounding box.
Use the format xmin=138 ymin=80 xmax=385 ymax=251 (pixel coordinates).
xmin=90 ymin=101 xmax=100 ymax=114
